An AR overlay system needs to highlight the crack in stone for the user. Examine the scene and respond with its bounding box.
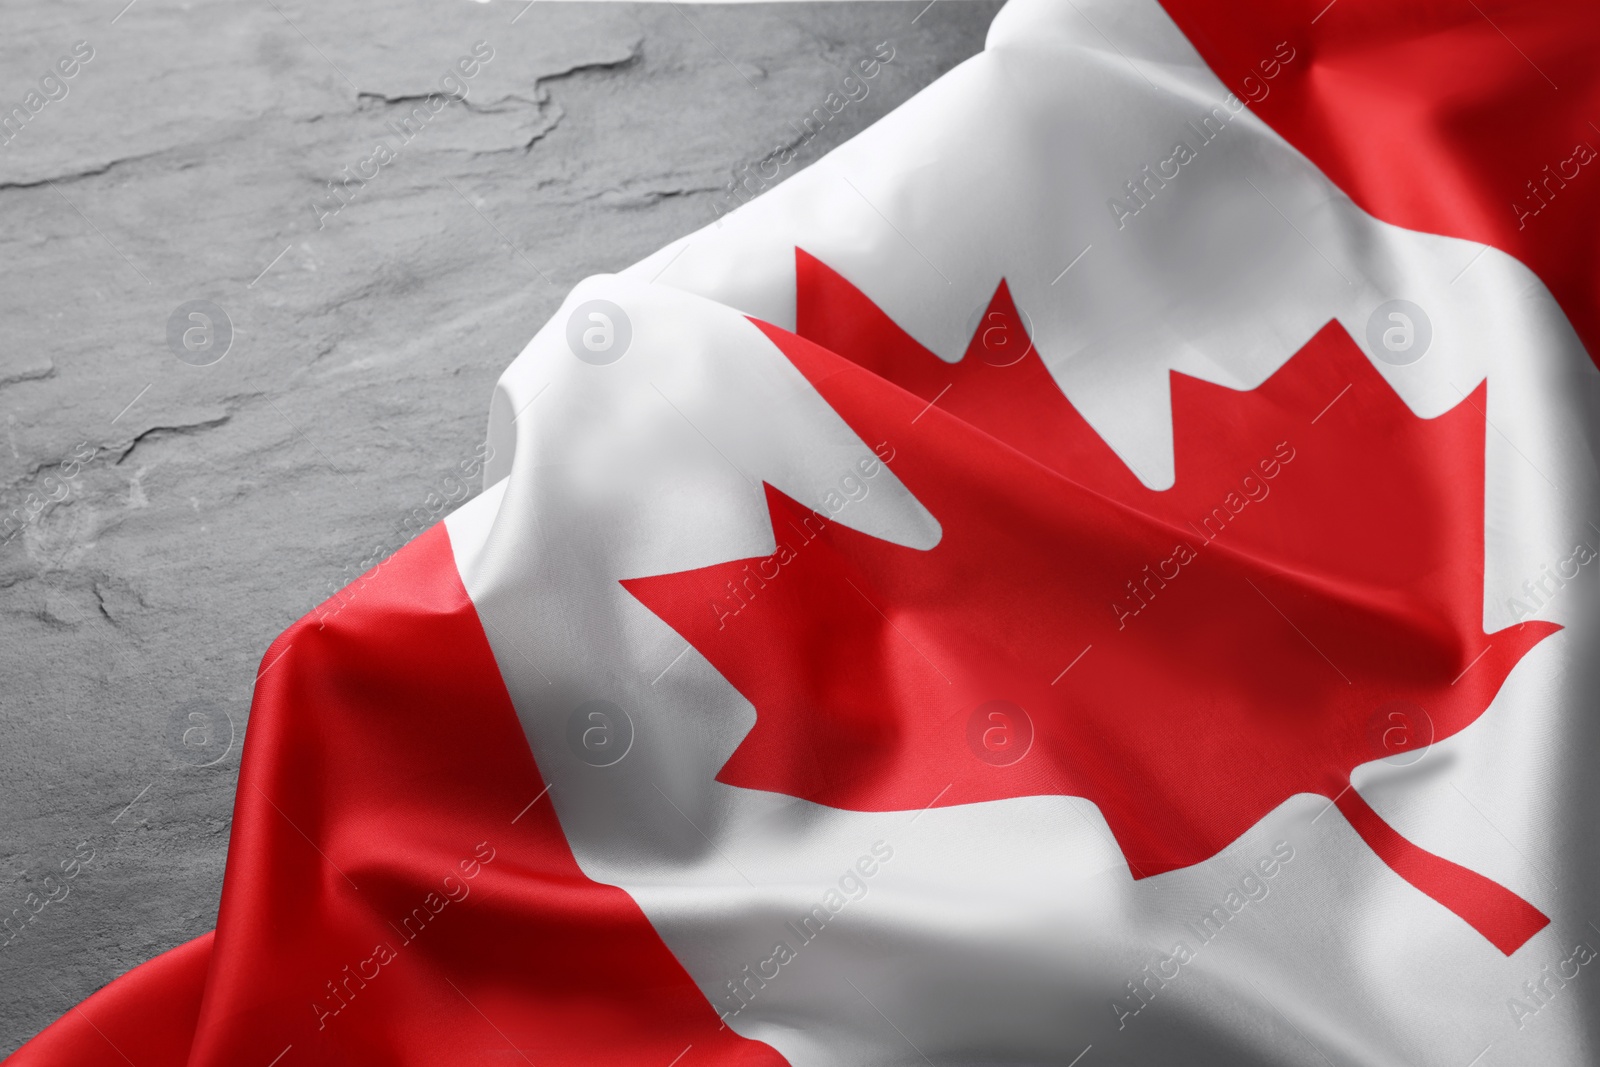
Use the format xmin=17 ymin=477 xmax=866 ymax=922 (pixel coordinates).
xmin=114 ymin=416 xmax=233 ymax=467
xmin=91 ymin=584 xmax=114 ymax=624
xmin=533 ymin=39 xmax=645 ymax=84
xmin=0 ymin=362 xmax=54 ymax=389
xmin=0 ymin=150 xmax=169 ymax=192
xmin=349 ymin=38 xmax=641 ymax=122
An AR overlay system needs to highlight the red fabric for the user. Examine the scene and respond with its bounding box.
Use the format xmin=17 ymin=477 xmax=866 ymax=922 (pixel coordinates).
xmin=1156 ymin=0 xmax=1600 ymax=364
xmin=8 ymin=524 xmax=784 ymax=1067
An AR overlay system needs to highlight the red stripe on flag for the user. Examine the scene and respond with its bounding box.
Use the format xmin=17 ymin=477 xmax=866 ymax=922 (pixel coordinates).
xmin=9 ymin=524 xmax=785 ymax=1067
xmin=1157 ymin=0 xmax=1600 ymax=364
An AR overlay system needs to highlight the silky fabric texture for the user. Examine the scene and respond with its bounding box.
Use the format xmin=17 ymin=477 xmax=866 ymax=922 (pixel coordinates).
xmin=1159 ymin=0 xmax=1600 ymax=364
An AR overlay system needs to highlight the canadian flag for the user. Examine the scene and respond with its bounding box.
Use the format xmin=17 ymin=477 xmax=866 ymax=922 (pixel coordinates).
xmin=13 ymin=0 xmax=1600 ymax=1064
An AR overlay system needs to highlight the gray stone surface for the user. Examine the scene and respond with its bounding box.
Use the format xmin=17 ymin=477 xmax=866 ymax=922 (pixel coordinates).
xmin=0 ymin=1 xmax=999 ymax=1052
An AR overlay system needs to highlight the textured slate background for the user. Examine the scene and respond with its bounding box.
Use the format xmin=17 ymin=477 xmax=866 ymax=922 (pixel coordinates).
xmin=0 ymin=0 xmax=999 ymax=1053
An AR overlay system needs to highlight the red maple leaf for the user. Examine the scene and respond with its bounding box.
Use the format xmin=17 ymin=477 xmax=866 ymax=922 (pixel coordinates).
xmin=623 ymin=249 xmax=1558 ymax=954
